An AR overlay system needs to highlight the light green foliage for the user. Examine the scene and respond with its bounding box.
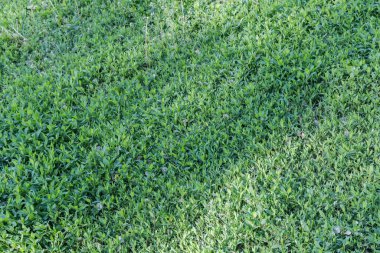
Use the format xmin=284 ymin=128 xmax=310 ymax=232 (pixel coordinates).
xmin=1 ymin=0 xmax=379 ymax=252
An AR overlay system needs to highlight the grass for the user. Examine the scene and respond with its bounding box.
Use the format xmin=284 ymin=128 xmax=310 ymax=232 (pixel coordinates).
xmin=0 ymin=0 xmax=379 ymax=252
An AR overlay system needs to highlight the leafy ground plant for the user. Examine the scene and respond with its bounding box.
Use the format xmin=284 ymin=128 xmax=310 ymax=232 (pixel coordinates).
xmin=0 ymin=0 xmax=379 ymax=252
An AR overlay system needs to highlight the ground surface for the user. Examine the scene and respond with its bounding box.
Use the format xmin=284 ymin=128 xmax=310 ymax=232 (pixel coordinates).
xmin=1 ymin=0 xmax=379 ymax=252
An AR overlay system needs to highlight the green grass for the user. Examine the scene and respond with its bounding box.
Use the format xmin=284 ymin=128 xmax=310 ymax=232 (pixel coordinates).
xmin=1 ymin=0 xmax=379 ymax=252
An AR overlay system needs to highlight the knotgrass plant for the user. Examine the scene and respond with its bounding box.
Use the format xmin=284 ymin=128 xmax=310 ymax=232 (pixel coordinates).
xmin=1 ymin=0 xmax=379 ymax=251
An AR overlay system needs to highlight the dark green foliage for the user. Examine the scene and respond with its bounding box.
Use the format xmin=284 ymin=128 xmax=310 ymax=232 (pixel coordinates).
xmin=1 ymin=0 xmax=379 ymax=251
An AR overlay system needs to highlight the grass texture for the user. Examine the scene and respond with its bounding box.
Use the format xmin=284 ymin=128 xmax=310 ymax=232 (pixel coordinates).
xmin=1 ymin=0 xmax=379 ymax=252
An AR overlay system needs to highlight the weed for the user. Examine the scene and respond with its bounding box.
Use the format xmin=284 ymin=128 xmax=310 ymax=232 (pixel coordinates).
xmin=1 ymin=0 xmax=379 ymax=252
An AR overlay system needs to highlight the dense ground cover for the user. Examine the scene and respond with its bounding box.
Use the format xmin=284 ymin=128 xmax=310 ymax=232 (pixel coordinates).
xmin=1 ymin=0 xmax=379 ymax=252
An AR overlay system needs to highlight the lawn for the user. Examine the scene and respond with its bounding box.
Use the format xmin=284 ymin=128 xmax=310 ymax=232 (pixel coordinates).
xmin=0 ymin=0 xmax=379 ymax=252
